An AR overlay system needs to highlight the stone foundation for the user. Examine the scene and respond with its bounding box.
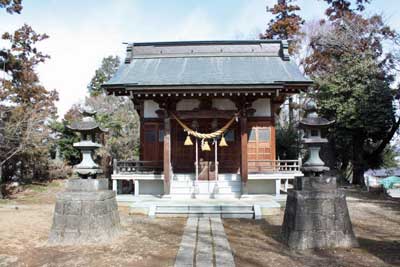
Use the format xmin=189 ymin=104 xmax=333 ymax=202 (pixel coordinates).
xmin=282 ymin=175 xmax=358 ymax=250
xmin=49 ymin=179 xmax=121 ymax=244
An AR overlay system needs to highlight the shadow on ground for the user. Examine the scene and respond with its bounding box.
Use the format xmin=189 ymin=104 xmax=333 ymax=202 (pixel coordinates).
xmin=223 ymin=186 xmax=400 ymax=267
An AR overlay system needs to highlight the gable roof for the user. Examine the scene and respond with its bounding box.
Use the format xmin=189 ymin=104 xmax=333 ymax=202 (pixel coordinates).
xmin=103 ymin=40 xmax=312 ymax=91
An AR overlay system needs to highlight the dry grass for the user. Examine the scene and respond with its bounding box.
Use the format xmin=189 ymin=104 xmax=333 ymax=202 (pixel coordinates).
xmin=224 ymin=187 xmax=400 ymax=267
xmin=0 ymin=181 xmax=399 ymax=267
xmin=0 ymin=180 xmax=186 ymax=267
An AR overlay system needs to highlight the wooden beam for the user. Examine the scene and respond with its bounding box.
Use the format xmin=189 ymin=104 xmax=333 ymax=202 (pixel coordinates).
xmin=240 ymin=114 xmax=248 ymax=194
xmin=163 ymin=114 xmax=171 ymax=195
xmin=175 ymin=109 xmax=237 ymax=119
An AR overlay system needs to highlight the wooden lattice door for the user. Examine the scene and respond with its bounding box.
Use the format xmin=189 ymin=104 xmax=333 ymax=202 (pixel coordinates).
xmin=247 ymin=121 xmax=275 ymax=172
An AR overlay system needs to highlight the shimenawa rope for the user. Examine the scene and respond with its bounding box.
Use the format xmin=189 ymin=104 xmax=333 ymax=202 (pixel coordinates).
xmin=171 ymin=113 xmax=238 ymax=139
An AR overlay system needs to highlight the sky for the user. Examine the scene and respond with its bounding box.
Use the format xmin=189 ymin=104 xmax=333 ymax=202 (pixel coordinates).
xmin=1 ymin=0 xmax=400 ymax=117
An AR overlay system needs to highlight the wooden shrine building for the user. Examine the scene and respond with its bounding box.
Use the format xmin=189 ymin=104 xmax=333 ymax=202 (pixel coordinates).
xmin=103 ymin=40 xmax=312 ymax=198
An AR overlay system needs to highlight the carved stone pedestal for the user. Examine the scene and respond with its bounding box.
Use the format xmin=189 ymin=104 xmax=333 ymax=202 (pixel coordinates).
xmin=49 ymin=179 xmax=121 ymax=244
xmin=282 ymin=175 xmax=358 ymax=250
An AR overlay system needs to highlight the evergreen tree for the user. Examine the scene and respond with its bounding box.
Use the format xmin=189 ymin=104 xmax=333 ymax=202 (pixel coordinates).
xmin=87 ymin=56 xmax=120 ymax=96
xmin=302 ymin=12 xmax=399 ymax=185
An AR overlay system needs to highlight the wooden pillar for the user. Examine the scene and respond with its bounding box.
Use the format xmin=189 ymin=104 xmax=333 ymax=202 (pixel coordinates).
xmin=240 ymin=115 xmax=248 ymax=194
xmin=163 ymin=115 xmax=171 ymax=195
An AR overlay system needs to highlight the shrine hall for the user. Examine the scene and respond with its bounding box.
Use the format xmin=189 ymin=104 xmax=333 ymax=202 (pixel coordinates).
xmin=102 ymin=40 xmax=312 ymax=199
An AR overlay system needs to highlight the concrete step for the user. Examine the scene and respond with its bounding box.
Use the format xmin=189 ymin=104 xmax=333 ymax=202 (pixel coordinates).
xmin=172 ymin=180 xmax=241 ymax=185
xmin=173 ymin=174 xmax=241 ymax=182
xmin=154 ymin=205 xmax=254 ymax=218
xmin=170 ymin=186 xmax=241 ymax=194
xmin=170 ymin=181 xmax=242 ymax=195
xmin=170 ymin=193 xmax=242 ymax=200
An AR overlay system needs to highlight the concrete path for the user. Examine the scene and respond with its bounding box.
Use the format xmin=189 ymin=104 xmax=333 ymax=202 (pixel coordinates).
xmin=175 ymin=216 xmax=235 ymax=267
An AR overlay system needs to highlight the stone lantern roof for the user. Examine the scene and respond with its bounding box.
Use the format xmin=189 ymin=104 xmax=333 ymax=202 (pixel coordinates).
xmin=68 ymin=107 xmax=107 ymax=133
xmin=299 ymin=100 xmax=334 ymax=129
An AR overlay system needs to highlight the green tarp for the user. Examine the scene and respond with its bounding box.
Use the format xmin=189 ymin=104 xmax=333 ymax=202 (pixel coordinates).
xmin=379 ymin=176 xmax=400 ymax=189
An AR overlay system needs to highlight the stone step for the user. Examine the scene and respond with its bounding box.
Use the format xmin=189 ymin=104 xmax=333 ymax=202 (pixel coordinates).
xmin=171 ymin=181 xmax=241 ymax=187
xmin=155 ymin=205 xmax=254 ymax=218
xmin=174 ymin=174 xmax=241 ymax=182
xmin=170 ymin=193 xmax=242 ymax=200
xmin=170 ymin=181 xmax=242 ymax=195
xmin=170 ymin=186 xmax=241 ymax=194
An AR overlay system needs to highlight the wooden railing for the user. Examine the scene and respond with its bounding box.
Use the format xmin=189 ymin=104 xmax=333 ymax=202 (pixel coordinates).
xmin=113 ymin=160 xmax=163 ymax=174
xmin=248 ymin=159 xmax=302 ymax=173
xmin=113 ymin=159 xmax=302 ymax=175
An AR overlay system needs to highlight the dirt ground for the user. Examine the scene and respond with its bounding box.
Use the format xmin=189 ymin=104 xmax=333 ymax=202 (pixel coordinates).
xmin=0 ymin=180 xmax=186 ymax=267
xmin=0 ymin=181 xmax=399 ymax=267
xmin=224 ymin=187 xmax=400 ymax=267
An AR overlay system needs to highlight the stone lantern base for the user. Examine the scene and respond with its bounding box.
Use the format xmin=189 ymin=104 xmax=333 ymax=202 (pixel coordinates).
xmin=49 ymin=179 xmax=121 ymax=244
xmin=282 ymin=175 xmax=358 ymax=250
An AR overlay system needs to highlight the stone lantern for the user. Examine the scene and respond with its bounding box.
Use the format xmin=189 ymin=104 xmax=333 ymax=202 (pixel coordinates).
xmin=49 ymin=107 xmax=120 ymax=244
xmin=68 ymin=108 xmax=105 ymax=178
xmin=299 ymin=100 xmax=333 ymax=173
xmin=281 ymin=100 xmax=358 ymax=250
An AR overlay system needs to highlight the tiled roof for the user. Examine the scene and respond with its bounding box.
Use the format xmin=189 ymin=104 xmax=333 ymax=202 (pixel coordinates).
xmin=103 ymin=40 xmax=312 ymax=89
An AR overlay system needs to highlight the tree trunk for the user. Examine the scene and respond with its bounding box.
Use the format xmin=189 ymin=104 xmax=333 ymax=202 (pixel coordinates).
xmin=351 ymin=134 xmax=365 ymax=187
xmin=0 ymin=167 xmax=3 ymax=199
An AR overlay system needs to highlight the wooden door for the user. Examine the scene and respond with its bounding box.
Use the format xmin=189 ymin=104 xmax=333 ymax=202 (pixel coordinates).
xmin=171 ymin=120 xmax=195 ymax=173
xmin=216 ymin=126 xmax=240 ymax=174
xmin=142 ymin=122 xmax=163 ymax=166
xmin=247 ymin=121 xmax=275 ymax=172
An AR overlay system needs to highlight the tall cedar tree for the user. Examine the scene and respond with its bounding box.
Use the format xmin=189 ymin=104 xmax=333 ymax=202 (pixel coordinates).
xmin=0 ymin=0 xmax=22 ymax=14
xmin=260 ymin=0 xmax=304 ymax=131
xmin=1 ymin=24 xmax=58 ymax=182
xmin=323 ymin=0 xmax=370 ymax=20
xmin=260 ymin=0 xmax=304 ymax=54
xmin=303 ymin=5 xmax=399 ymax=186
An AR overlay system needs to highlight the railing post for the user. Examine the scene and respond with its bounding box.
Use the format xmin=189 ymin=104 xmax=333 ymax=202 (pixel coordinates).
xmin=134 ymin=179 xmax=139 ymax=196
xmin=298 ymin=156 xmax=302 ymax=171
xmin=112 ymin=179 xmax=117 ymax=193
xmin=113 ymin=159 xmax=118 ymax=174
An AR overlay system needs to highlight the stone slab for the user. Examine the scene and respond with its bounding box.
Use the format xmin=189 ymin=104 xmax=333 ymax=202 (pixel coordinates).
xmin=174 ymin=217 xmax=197 ymax=267
xmin=210 ymin=217 xmax=235 ymax=267
xmin=66 ymin=178 xmax=109 ymax=192
xmin=56 ymin=190 xmax=116 ymax=201
xmin=196 ymin=217 xmax=213 ymax=267
xmin=294 ymin=175 xmax=336 ymax=191
xmin=253 ymin=205 xmax=262 ymax=220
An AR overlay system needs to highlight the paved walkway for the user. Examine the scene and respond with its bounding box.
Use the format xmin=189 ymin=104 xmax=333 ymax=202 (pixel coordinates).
xmin=175 ymin=216 xmax=235 ymax=267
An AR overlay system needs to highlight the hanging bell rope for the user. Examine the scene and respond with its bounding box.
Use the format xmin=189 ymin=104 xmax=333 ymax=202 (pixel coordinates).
xmin=171 ymin=113 xmax=238 ymax=139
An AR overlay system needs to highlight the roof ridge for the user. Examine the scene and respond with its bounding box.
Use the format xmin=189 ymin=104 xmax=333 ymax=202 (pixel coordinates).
xmin=125 ymin=40 xmax=284 ymax=47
